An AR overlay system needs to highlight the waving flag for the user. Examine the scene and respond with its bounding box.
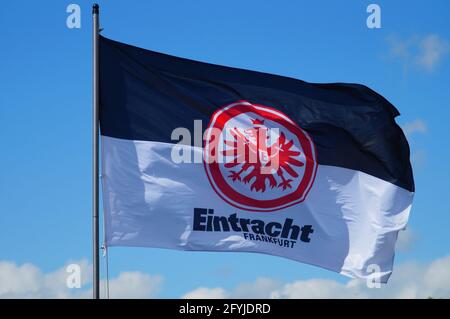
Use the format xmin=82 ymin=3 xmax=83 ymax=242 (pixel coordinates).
xmin=99 ymin=36 xmax=414 ymax=282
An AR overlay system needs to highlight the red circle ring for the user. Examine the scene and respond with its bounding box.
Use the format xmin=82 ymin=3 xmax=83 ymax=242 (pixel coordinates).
xmin=203 ymin=100 xmax=317 ymax=212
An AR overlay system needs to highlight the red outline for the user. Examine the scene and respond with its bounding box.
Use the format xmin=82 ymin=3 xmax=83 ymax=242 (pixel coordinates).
xmin=203 ymin=101 xmax=317 ymax=212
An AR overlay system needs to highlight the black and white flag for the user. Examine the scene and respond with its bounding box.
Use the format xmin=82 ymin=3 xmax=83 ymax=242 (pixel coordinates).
xmin=99 ymin=36 xmax=414 ymax=282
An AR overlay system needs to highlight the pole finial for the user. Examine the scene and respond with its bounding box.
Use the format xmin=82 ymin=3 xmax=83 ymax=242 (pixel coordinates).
xmin=93 ymin=3 xmax=99 ymax=14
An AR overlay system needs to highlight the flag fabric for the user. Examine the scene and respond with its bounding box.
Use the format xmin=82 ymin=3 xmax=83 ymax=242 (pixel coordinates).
xmin=99 ymin=36 xmax=414 ymax=282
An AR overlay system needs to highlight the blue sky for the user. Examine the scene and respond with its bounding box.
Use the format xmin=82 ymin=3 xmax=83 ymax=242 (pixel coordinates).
xmin=0 ymin=1 xmax=449 ymax=298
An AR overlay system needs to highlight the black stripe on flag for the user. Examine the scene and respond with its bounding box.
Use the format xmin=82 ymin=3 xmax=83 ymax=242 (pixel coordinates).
xmin=99 ymin=36 xmax=414 ymax=192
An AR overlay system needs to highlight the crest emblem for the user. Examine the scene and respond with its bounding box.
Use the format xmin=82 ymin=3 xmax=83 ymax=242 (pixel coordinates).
xmin=204 ymin=101 xmax=317 ymax=212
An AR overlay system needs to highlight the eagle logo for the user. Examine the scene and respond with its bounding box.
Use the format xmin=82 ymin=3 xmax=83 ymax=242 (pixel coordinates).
xmin=224 ymin=120 xmax=304 ymax=192
xmin=204 ymin=101 xmax=317 ymax=212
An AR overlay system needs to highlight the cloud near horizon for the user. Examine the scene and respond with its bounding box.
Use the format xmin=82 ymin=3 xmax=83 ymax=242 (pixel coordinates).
xmin=1 ymin=253 xmax=449 ymax=299
xmin=0 ymin=259 xmax=162 ymax=299
xmin=182 ymin=254 xmax=450 ymax=299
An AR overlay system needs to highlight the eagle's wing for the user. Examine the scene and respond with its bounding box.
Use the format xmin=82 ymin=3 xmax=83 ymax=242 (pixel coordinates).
xmin=223 ymin=128 xmax=258 ymax=168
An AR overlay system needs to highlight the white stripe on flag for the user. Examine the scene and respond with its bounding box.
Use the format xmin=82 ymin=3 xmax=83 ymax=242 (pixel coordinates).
xmin=101 ymin=136 xmax=413 ymax=282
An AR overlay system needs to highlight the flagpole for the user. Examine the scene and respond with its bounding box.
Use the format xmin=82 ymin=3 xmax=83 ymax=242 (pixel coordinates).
xmin=92 ymin=3 xmax=100 ymax=300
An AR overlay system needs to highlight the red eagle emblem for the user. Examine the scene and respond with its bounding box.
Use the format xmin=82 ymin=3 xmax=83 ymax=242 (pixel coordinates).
xmin=222 ymin=119 xmax=305 ymax=193
xmin=204 ymin=101 xmax=317 ymax=212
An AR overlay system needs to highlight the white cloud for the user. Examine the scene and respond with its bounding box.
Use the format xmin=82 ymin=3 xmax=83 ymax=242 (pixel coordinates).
xmin=182 ymin=278 xmax=282 ymax=299
xmin=233 ymin=278 xmax=282 ymax=298
xmin=182 ymin=287 xmax=229 ymax=299
xmin=104 ymin=272 xmax=163 ymax=299
xmin=271 ymin=279 xmax=360 ymax=299
xmin=3 ymin=255 xmax=450 ymax=299
xmin=0 ymin=261 xmax=42 ymax=297
xmin=0 ymin=260 xmax=162 ymax=299
xmin=387 ymin=34 xmax=449 ymax=72
xmin=0 ymin=259 xmax=90 ymax=298
xmin=396 ymin=228 xmax=416 ymax=252
xmin=416 ymin=35 xmax=450 ymax=71
xmin=402 ymin=119 xmax=427 ymax=138
xmin=182 ymin=255 xmax=450 ymax=299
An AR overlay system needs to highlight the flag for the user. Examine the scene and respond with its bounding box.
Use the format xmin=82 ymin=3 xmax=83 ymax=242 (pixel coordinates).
xmin=99 ymin=36 xmax=414 ymax=282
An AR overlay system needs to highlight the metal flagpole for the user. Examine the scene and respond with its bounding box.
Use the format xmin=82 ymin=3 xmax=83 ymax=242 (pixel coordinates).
xmin=92 ymin=3 xmax=100 ymax=300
